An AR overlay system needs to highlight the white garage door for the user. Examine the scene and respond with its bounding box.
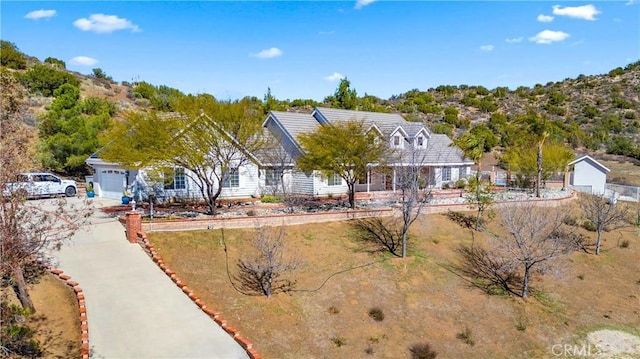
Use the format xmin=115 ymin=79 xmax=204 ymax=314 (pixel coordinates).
xmin=100 ymin=169 xmax=126 ymax=199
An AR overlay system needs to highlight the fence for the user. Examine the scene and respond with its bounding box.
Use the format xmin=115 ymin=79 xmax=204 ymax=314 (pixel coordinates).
xmin=606 ymin=183 xmax=640 ymax=203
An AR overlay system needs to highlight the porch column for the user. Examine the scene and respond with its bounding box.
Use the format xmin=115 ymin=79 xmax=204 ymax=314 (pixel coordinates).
xmin=366 ymin=169 xmax=370 ymax=193
xmin=392 ymin=167 xmax=397 ymax=192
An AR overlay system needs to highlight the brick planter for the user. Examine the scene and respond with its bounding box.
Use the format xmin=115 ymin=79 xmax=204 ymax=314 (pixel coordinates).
xmin=48 ymin=267 xmax=89 ymax=359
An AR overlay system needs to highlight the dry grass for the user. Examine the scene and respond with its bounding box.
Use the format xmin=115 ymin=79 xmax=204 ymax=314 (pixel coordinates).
xmin=1 ymin=273 xmax=81 ymax=358
xmin=600 ymin=159 xmax=640 ymax=187
xmin=149 ymin=208 xmax=640 ymax=359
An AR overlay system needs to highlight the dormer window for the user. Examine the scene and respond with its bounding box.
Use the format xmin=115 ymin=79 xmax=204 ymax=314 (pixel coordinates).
xmin=416 ymin=136 xmax=424 ymax=148
xmin=392 ymin=135 xmax=402 ymax=148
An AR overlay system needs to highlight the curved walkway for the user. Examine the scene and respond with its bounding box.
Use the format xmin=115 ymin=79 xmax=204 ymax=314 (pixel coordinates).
xmin=56 ymin=197 xmax=248 ymax=359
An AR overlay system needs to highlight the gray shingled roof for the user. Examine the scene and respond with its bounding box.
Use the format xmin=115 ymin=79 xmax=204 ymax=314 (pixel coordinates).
xmin=266 ymin=108 xmax=472 ymax=166
xmin=386 ymin=135 xmax=473 ymax=165
xmin=313 ymin=107 xmax=416 ymax=137
xmin=269 ymin=111 xmax=319 ymax=143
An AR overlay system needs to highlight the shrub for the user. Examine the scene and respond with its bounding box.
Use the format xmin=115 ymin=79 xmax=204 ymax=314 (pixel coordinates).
xmin=368 ymin=307 xmax=384 ymax=322
xmin=246 ymin=209 xmax=256 ymax=217
xmin=581 ymin=220 xmax=597 ymax=232
xmin=331 ymin=336 xmax=346 ymax=347
xmin=0 ymin=302 xmax=43 ymax=357
xmin=18 ymin=64 xmax=80 ymax=96
xmin=562 ymin=215 xmax=578 ymax=226
xmin=456 ymin=326 xmax=475 ymax=346
xmin=260 ymin=195 xmax=282 ymax=203
xmin=327 ymin=306 xmax=340 ymax=315
xmin=0 ymin=40 xmax=27 ymax=69
xmin=620 ymin=239 xmax=630 ymax=248
xmin=409 ymin=343 xmax=438 ymax=359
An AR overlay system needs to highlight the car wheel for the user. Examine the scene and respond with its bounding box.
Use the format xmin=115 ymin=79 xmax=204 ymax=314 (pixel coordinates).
xmin=65 ymin=186 xmax=77 ymax=197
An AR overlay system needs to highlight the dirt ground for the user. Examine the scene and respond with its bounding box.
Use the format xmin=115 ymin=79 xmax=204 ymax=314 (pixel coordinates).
xmin=1 ymin=273 xmax=81 ymax=358
xmin=148 ymin=203 xmax=640 ymax=359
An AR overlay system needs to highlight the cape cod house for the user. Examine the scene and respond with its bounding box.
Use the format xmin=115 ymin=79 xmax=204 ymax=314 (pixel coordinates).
xmin=86 ymin=107 xmax=473 ymax=200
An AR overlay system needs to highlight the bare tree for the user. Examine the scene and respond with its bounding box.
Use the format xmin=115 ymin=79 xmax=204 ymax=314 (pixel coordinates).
xmin=235 ymin=226 xmax=299 ymax=297
xmin=393 ymin=147 xmax=432 ymax=258
xmin=0 ymin=70 xmax=92 ymax=312
xmin=579 ymin=193 xmax=631 ymax=255
xmin=354 ymin=144 xmax=431 ymax=258
xmin=458 ymin=203 xmax=578 ymax=298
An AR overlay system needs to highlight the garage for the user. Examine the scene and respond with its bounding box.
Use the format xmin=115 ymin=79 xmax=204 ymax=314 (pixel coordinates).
xmin=98 ymin=169 xmax=126 ymax=199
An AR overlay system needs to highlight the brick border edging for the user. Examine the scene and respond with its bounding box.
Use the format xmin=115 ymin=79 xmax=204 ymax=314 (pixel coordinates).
xmin=134 ymin=231 xmax=261 ymax=359
xmin=47 ymin=267 xmax=89 ymax=359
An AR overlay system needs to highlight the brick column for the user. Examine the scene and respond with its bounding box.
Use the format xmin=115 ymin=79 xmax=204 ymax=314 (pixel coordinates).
xmin=125 ymin=211 xmax=142 ymax=244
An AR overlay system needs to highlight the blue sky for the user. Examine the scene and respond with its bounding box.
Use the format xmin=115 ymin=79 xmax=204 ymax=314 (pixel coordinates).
xmin=3 ymin=1 xmax=638 ymax=101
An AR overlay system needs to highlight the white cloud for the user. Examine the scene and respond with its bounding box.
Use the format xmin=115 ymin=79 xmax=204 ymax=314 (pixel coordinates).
xmin=73 ymin=14 xmax=140 ymax=33
xmin=480 ymin=45 xmax=494 ymax=52
xmin=537 ymin=14 xmax=554 ymax=22
xmin=319 ymin=30 xmax=335 ymax=35
xmin=251 ymin=47 xmax=283 ymax=59
xmin=505 ymin=37 xmax=523 ymax=43
xmin=529 ymin=30 xmax=570 ymax=44
xmin=552 ymin=5 xmax=601 ymax=21
xmin=69 ymin=56 xmax=98 ymax=66
xmin=25 ymin=9 xmax=56 ymax=20
xmin=324 ymin=72 xmax=345 ymax=82
xmin=355 ymin=0 xmax=376 ymax=9
xmin=626 ymin=0 xmax=637 ymax=5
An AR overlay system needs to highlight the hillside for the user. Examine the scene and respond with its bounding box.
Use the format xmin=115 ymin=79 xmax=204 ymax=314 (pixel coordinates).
xmin=3 ymin=39 xmax=639 ymax=168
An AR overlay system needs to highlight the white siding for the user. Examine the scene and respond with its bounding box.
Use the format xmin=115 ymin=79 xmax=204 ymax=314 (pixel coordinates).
xmin=312 ymin=171 xmax=349 ymax=196
xmin=573 ymin=160 xmax=607 ymax=194
xmin=220 ymin=162 xmax=260 ymax=198
xmin=141 ymin=161 xmax=261 ymax=201
xmin=258 ymin=168 xmax=293 ymax=195
xmin=291 ymin=171 xmax=315 ymax=195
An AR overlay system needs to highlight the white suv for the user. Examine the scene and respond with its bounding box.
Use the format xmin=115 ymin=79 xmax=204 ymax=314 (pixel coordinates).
xmin=9 ymin=173 xmax=77 ymax=198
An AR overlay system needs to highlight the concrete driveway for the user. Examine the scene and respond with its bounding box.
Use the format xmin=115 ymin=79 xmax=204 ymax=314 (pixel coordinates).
xmin=48 ymin=197 xmax=248 ymax=359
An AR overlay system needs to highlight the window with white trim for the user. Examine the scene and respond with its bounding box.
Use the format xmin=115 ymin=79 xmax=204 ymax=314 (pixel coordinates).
xmin=392 ymin=135 xmax=403 ymax=148
xmin=441 ymin=167 xmax=451 ymax=182
xmin=265 ymin=169 xmax=281 ymax=186
xmin=416 ymin=135 xmax=425 ymax=148
xmin=223 ymin=168 xmax=240 ymax=188
xmin=164 ymin=167 xmax=186 ymax=190
xmin=459 ymin=166 xmax=467 ymax=179
xmin=327 ymin=173 xmax=342 ymax=186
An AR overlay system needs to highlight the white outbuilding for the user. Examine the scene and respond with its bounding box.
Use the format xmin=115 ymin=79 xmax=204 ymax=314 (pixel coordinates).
xmin=568 ymin=155 xmax=610 ymax=195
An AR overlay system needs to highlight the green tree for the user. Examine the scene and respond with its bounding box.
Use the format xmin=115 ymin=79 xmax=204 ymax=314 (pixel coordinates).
xmin=502 ymin=140 xmax=573 ymax=189
xmin=331 ymin=78 xmax=358 ymax=110
xmin=516 ymin=111 xmax=551 ymax=198
xmin=38 ymin=84 xmax=113 ymax=173
xmin=44 ymin=57 xmax=66 ymax=69
xmin=263 ymin=87 xmax=283 ymax=114
xmin=0 ymin=41 xmax=27 ymax=69
xmin=469 ymin=125 xmax=498 ymax=152
xmin=100 ymin=94 xmax=264 ymax=215
xmin=297 ymin=120 xmax=386 ymax=209
xmin=18 ymin=64 xmax=80 ymax=97
xmin=91 ymin=68 xmax=112 ymax=80
xmin=455 ymin=132 xmax=492 ymax=230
